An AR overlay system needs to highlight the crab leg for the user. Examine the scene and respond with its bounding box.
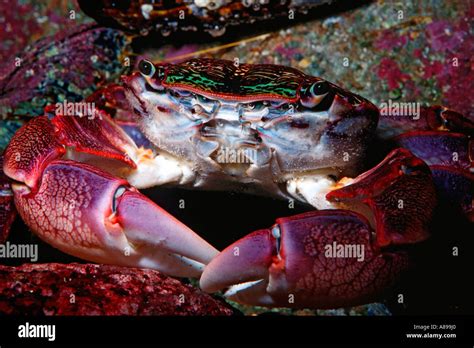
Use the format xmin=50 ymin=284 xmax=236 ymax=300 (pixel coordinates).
xmin=3 ymin=115 xmax=217 ymax=277
xmin=394 ymin=131 xmax=473 ymax=221
xmin=377 ymin=105 xmax=474 ymax=139
xmin=375 ymin=104 xmax=474 ymax=221
xmin=200 ymin=149 xmax=437 ymax=308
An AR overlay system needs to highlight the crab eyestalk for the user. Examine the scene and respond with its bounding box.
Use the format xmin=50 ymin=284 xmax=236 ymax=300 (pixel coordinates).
xmin=200 ymin=149 xmax=437 ymax=308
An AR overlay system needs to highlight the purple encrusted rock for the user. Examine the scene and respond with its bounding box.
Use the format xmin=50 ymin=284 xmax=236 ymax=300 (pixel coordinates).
xmin=0 ymin=263 xmax=236 ymax=316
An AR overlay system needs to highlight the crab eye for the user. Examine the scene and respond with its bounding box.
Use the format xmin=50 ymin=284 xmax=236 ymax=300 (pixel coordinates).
xmin=138 ymin=60 xmax=156 ymax=78
xmin=310 ymin=81 xmax=330 ymax=95
xmin=300 ymin=80 xmax=330 ymax=108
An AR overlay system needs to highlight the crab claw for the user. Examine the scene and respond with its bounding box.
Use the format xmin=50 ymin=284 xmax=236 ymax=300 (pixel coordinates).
xmin=201 ymin=149 xmax=435 ymax=308
xmin=200 ymin=210 xmax=410 ymax=308
xmin=12 ymin=160 xmax=218 ymax=277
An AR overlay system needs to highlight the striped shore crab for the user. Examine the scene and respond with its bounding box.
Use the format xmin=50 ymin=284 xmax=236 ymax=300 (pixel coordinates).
xmin=1 ymin=1 xmax=473 ymax=312
xmin=3 ymin=56 xmax=472 ymax=309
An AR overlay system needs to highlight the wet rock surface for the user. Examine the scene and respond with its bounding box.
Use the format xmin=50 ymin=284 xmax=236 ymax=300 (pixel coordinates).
xmin=0 ymin=263 xmax=236 ymax=316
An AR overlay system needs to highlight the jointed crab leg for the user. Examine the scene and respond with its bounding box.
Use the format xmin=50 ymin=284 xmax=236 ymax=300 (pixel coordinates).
xmin=3 ymin=115 xmax=218 ymax=277
xmin=200 ymin=149 xmax=437 ymax=308
xmin=378 ymin=105 xmax=473 ymax=221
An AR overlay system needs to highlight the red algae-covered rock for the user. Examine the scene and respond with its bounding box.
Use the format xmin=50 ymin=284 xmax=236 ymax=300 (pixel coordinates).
xmin=0 ymin=263 xmax=236 ymax=316
xmin=0 ymin=24 xmax=129 ymax=117
xmin=0 ymin=0 xmax=91 ymax=62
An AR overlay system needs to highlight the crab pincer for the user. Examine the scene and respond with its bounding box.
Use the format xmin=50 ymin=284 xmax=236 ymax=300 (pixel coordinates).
xmin=3 ymin=115 xmax=218 ymax=277
xmin=200 ymin=149 xmax=437 ymax=308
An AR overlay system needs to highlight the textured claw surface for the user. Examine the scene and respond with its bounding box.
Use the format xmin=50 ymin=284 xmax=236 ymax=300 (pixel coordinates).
xmin=13 ymin=160 xmax=127 ymax=257
xmin=3 ymin=111 xmax=217 ymax=276
xmin=3 ymin=116 xmax=65 ymax=189
xmin=3 ymin=113 xmax=138 ymax=190
xmin=393 ymin=128 xmax=473 ymax=221
xmin=275 ymin=211 xmax=410 ymax=308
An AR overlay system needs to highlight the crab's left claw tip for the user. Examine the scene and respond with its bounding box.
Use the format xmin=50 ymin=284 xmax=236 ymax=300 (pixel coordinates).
xmin=200 ymin=228 xmax=277 ymax=305
xmin=115 ymin=189 xmax=219 ymax=277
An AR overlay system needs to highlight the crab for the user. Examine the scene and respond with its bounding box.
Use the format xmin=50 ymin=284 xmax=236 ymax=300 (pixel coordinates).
xmin=2 ymin=0 xmax=473 ymax=312
xmin=2 ymin=55 xmax=472 ymax=309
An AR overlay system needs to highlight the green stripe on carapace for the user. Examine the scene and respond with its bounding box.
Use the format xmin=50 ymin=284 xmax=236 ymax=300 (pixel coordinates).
xmin=165 ymin=73 xmax=226 ymax=91
xmin=160 ymin=58 xmax=307 ymax=101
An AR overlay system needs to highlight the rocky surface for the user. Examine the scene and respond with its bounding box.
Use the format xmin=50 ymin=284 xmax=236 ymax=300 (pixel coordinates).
xmin=0 ymin=24 xmax=130 ymax=118
xmin=0 ymin=263 xmax=236 ymax=316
